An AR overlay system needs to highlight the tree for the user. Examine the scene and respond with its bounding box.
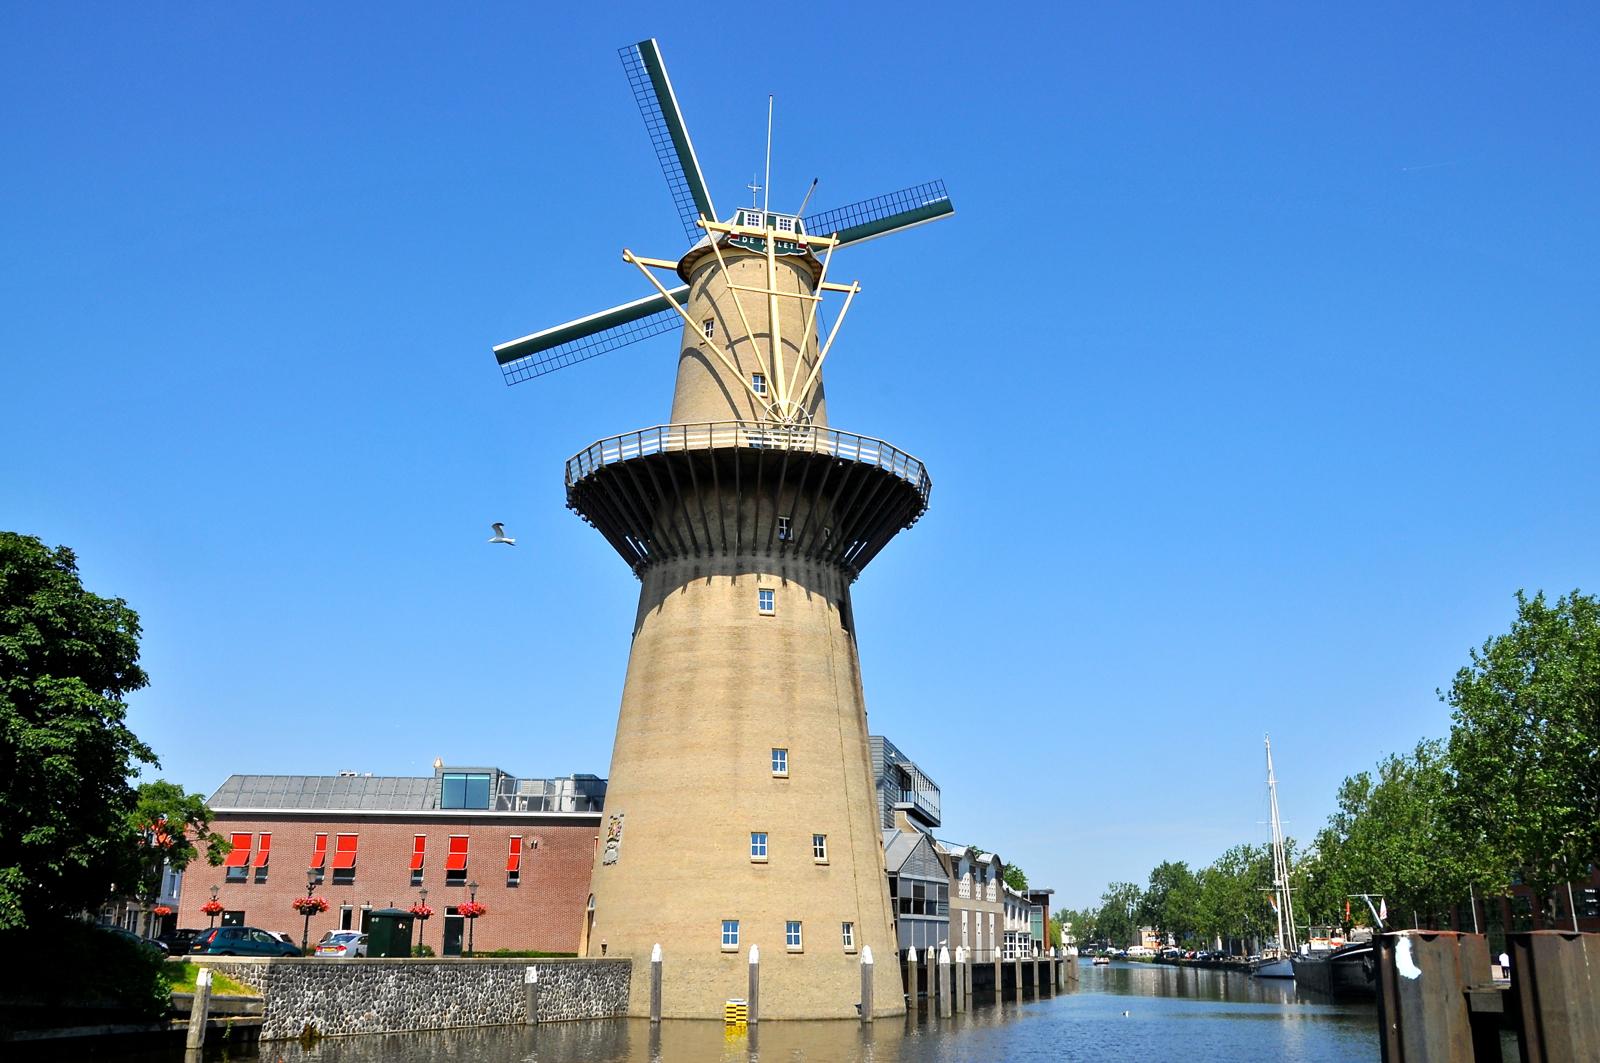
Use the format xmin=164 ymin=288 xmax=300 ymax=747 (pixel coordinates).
xmin=0 ymin=533 xmax=155 ymax=929
xmin=1444 ymin=590 xmax=1600 ymax=926
xmin=1195 ymin=844 xmax=1272 ymax=953
xmin=1003 ymin=863 xmax=1029 ymax=891
xmin=1055 ymin=906 xmax=1096 ymax=948
xmin=1096 ymin=881 xmax=1143 ymax=947
xmin=128 ymin=780 xmax=228 ymax=899
xmin=1138 ymin=860 xmax=1200 ymax=945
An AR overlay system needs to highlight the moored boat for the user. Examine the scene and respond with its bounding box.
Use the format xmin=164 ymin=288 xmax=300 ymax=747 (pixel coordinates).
xmin=1291 ymin=940 xmax=1377 ymax=998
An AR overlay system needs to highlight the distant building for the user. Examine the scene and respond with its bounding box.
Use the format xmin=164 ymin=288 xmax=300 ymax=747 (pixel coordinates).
xmin=179 ymin=762 xmax=605 ymax=955
xmin=1025 ymin=888 xmax=1055 ymax=952
xmin=1001 ymin=883 xmax=1034 ymax=958
xmin=937 ymin=841 xmax=1005 ymax=961
xmin=870 ymin=735 xmax=940 ymax=832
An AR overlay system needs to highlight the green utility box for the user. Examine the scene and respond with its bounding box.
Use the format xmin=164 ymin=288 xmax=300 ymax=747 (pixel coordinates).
xmin=365 ymin=908 xmax=414 ymax=958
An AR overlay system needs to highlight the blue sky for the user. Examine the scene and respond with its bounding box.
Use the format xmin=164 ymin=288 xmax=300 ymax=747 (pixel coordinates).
xmin=3 ymin=4 xmax=1597 ymax=910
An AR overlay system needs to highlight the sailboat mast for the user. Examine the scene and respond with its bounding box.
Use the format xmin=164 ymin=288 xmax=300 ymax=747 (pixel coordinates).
xmin=1265 ymin=734 xmax=1299 ymax=952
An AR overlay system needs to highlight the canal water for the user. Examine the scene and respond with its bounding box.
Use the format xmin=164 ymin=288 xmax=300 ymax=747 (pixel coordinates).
xmin=220 ymin=961 xmax=1383 ymax=1063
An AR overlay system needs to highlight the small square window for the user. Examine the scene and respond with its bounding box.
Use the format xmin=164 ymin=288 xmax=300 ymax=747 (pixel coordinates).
xmin=743 ymin=210 xmax=763 ymax=227
xmin=758 ymin=588 xmax=775 ymax=614
xmin=812 ymin=834 xmax=828 ymax=862
xmin=776 ymin=216 xmax=795 ymax=233
xmin=777 ymin=515 xmax=792 ymax=541
xmin=786 ymin=920 xmax=803 ymax=950
xmin=446 ymin=869 xmax=466 ymax=887
xmin=507 ymin=870 xmax=520 ymax=887
xmin=751 ymin=372 xmax=767 ymax=396
xmin=842 ymin=922 xmax=855 ymax=950
xmin=771 ymin=748 xmax=788 ymax=776
xmin=750 ymin=832 xmax=768 ymax=861
xmin=410 ymin=869 xmax=423 ymax=887
xmin=722 ymin=919 xmax=740 ymax=949
xmin=702 ymin=318 xmax=715 ymax=339
xmin=225 ymin=865 xmax=247 ymax=884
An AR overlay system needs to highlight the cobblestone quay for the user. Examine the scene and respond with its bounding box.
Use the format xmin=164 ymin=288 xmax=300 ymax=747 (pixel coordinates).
xmin=189 ymin=957 xmax=630 ymax=1039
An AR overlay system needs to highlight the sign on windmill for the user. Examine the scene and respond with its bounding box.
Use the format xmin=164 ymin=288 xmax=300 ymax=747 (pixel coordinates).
xmin=491 ymin=36 xmax=955 ymax=432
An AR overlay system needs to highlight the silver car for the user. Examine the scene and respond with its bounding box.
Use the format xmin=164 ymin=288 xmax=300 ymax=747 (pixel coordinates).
xmin=314 ymin=930 xmax=368 ymax=957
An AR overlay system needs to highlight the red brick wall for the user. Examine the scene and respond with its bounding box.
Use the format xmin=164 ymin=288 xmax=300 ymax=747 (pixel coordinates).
xmin=180 ymin=813 xmax=600 ymax=953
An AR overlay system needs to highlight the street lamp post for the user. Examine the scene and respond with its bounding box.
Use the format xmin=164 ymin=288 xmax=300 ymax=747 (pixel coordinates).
xmin=418 ymin=888 xmax=429 ymax=955
xmin=301 ymin=868 xmax=318 ymax=953
xmin=208 ymin=885 xmax=220 ymax=930
xmin=467 ymin=880 xmax=479 ymax=956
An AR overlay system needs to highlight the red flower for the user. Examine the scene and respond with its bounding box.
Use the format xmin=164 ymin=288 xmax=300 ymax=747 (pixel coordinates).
xmin=152 ymin=905 xmax=173 ymax=917
xmin=200 ymin=900 xmax=225 ymax=916
xmin=408 ymin=903 xmax=434 ymax=920
xmin=458 ymin=901 xmax=487 ymax=919
xmin=292 ymin=896 xmax=330 ymax=915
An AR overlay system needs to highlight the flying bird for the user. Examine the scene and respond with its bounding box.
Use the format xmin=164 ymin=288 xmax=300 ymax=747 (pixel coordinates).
xmin=488 ymin=522 xmax=517 ymax=546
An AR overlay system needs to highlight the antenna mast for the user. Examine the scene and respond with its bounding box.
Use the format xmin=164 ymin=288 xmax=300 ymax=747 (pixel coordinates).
xmin=763 ymin=94 xmax=773 ymax=215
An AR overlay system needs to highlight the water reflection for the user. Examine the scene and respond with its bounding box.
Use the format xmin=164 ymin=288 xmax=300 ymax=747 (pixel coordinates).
xmin=208 ymin=962 xmax=1379 ymax=1063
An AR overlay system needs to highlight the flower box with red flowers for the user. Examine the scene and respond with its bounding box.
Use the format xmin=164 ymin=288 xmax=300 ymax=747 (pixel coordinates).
xmin=152 ymin=905 xmax=173 ymax=917
xmin=458 ymin=901 xmax=487 ymax=919
xmin=200 ymin=900 xmax=224 ymax=917
xmin=408 ymin=903 xmax=434 ymax=920
xmin=292 ymin=896 xmax=330 ymax=915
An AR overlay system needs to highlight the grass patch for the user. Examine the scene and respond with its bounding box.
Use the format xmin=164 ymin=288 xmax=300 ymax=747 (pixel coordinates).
xmin=466 ymin=949 xmax=578 ymax=958
xmin=167 ymin=961 xmax=253 ymax=996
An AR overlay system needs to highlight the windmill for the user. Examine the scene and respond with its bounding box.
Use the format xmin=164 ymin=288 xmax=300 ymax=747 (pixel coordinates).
xmin=495 ymin=39 xmax=952 ymax=1021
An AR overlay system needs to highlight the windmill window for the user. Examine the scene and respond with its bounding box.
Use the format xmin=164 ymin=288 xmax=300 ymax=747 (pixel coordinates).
xmin=750 ymin=832 xmax=768 ymax=861
xmin=786 ymin=920 xmax=803 ymax=950
xmin=722 ymin=919 xmax=740 ymax=950
xmin=742 ymin=210 xmax=763 ymax=227
xmin=776 ymin=216 xmax=795 ymax=233
xmin=752 ymin=372 xmax=767 ymax=396
xmin=771 ymin=748 xmax=788 ymax=776
xmin=758 ymin=588 xmax=775 ymax=615
xmin=842 ymin=922 xmax=855 ymax=950
xmin=812 ymin=834 xmax=828 ymax=863
xmin=777 ymin=515 xmax=792 ymax=541
xmin=702 ymin=318 xmax=715 ymax=339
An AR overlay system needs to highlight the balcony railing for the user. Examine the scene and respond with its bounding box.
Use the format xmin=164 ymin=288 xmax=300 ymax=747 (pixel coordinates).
xmin=565 ymin=420 xmax=931 ymax=504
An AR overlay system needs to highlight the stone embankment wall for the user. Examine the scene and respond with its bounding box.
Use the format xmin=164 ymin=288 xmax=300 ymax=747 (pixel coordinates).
xmin=188 ymin=957 xmax=629 ymax=1040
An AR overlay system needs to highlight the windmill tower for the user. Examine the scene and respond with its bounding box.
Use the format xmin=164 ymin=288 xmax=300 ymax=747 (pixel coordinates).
xmin=493 ymin=39 xmax=953 ymax=1020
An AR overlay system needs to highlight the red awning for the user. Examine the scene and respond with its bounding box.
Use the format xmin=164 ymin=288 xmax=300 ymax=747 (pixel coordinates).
xmin=310 ymin=833 xmax=328 ymax=869
xmin=409 ymin=836 xmax=426 ymax=872
xmin=332 ymin=834 xmax=358 ymax=870
xmin=506 ymin=837 xmax=521 ymax=873
xmin=254 ymin=833 xmax=271 ymax=867
xmin=445 ymin=836 xmax=469 ymax=872
xmin=224 ymin=832 xmax=252 ymax=867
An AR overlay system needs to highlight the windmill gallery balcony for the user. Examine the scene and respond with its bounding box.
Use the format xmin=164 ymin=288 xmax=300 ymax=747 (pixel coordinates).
xmin=564 ymin=421 xmax=931 ymax=580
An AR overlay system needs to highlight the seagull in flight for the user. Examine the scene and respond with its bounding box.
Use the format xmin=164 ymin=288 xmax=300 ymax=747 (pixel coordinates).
xmin=488 ymin=522 xmax=517 ymax=546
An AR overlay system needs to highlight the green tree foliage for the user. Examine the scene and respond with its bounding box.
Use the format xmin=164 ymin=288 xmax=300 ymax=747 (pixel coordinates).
xmin=128 ymin=779 xmax=228 ymax=898
xmin=1055 ymin=906 xmax=1096 ymax=947
xmin=0 ymin=533 xmax=158 ymax=929
xmin=1444 ymin=589 xmax=1600 ymax=924
xmin=1003 ymin=863 xmax=1029 ymax=891
xmin=1195 ymin=844 xmax=1273 ymax=951
xmin=1137 ymin=860 xmax=1200 ymax=944
xmin=1096 ymin=881 xmax=1143 ymax=947
xmin=1306 ymin=740 xmax=1488 ymax=929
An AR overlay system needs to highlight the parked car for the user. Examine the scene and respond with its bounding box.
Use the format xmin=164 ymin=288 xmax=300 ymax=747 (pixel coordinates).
xmin=266 ymin=930 xmax=297 ymax=947
xmin=157 ymin=927 xmax=202 ymax=955
xmin=102 ymin=925 xmax=169 ymax=955
xmin=314 ymin=931 xmax=368 ymax=958
xmin=190 ymin=926 xmax=301 ymax=957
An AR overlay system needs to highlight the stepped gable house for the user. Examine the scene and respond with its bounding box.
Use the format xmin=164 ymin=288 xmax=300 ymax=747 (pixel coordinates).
xmin=179 ymin=762 xmax=605 ymax=955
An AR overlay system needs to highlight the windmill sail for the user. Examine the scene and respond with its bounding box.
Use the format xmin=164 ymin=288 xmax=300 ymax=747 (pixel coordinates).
xmin=620 ymin=39 xmax=716 ymax=243
xmin=495 ymin=286 xmax=689 ymax=385
xmin=804 ymin=180 xmax=953 ymax=248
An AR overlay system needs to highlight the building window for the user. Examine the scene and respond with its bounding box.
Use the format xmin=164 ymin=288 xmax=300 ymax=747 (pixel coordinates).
xmin=786 ymin=920 xmax=803 ymax=950
xmin=409 ymin=835 xmax=426 ymax=887
xmin=223 ymin=832 xmax=252 ymax=883
xmin=751 ymin=372 xmax=767 ymax=396
xmin=841 ymin=922 xmax=855 ymax=950
xmin=750 ymin=832 xmax=768 ymax=861
xmin=777 ymin=515 xmax=792 ymax=541
xmin=253 ymin=833 xmax=271 ymax=883
xmin=771 ymin=748 xmax=788 ymax=776
xmin=776 ymin=215 xmax=795 ymax=233
xmin=340 ymin=904 xmax=354 ymax=931
xmin=758 ymin=588 xmax=775 ymax=614
xmin=442 ymin=773 xmax=491 ymax=809
xmin=722 ymin=919 xmax=740 ymax=950
xmin=506 ymin=836 xmax=522 ymax=887
xmin=331 ymin=834 xmax=359 ymax=885
xmin=445 ymin=835 xmax=469 ymax=886
xmin=742 ymin=210 xmax=763 ymax=227
xmin=812 ymin=834 xmax=828 ymax=863
xmin=702 ymin=318 xmax=715 ymax=339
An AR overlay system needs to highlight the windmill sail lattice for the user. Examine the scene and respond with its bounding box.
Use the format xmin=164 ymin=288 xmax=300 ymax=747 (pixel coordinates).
xmin=618 ymin=40 xmax=715 ymax=243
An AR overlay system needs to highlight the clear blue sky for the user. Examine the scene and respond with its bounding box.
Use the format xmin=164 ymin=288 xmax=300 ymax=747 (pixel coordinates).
xmin=3 ymin=4 xmax=1597 ymax=910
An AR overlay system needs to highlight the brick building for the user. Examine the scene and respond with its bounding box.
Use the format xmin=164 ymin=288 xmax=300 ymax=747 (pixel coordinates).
xmin=179 ymin=763 xmax=605 ymax=955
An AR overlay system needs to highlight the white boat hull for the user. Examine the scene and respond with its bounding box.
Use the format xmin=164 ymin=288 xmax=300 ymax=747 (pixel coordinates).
xmin=1253 ymin=956 xmax=1295 ymax=979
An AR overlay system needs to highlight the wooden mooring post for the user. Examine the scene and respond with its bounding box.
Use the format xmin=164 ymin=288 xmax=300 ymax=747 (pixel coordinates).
xmin=1374 ymin=930 xmax=1516 ymax=1063
xmin=1509 ymin=930 xmax=1600 ymax=1061
xmin=649 ymin=943 xmax=662 ymax=1024
xmin=954 ymin=946 xmax=966 ymax=1013
xmin=524 ymin=965 xmax=539 ymax=1024
xmin=859 ymin=945 xmax=874 ymax=1023
xmin=904 ymin=947 xmax=917 ymax=1009
xmin=747 ymin=944 xmax=760 ymax=1025
xmin=184 ymin=967 xmax=212 ymax=1051
xmin=938 ymin=946 xmax=952 ymax=1017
